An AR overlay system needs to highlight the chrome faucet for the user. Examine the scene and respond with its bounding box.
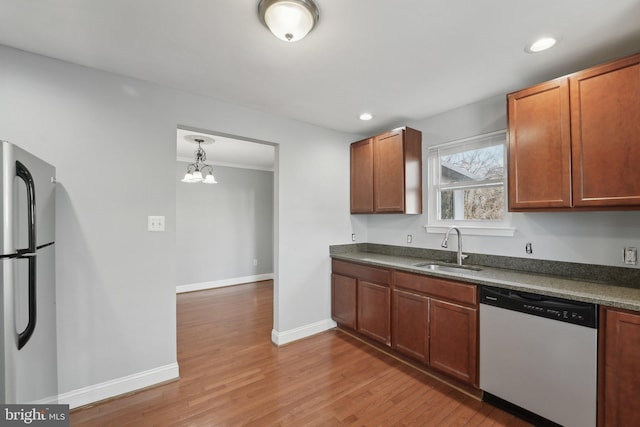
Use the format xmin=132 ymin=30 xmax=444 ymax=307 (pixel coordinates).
xmin=441 ymin=226 xmax=466 ymax=266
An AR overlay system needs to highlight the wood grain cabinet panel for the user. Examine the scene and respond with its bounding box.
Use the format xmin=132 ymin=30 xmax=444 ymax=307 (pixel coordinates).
xmin=331 ymin=260 xmax=479 ymax=387
xmin=350 ymin=138 xmax=374 ymax=213
xmin=374 ymin=130 xmax=406 ymax=213
xmin=331 ymin=259 xmax=391 ymax=285
xmin=395 ymin=271 xmax=477 ymax=306
xmin=331 ymin=274 xmax=357 ymax=329
xmin=508 ymin=78 xmax=572 ymax=209
xmin=429 ymin=299 xmax=478 ymax=386
xmin=570 ymin=55 xmax=640 ymax=207
xmin=350 ymin=127 xmax=422 ymax=214
xmin=392 ymin=289 xmax=429 ymax=363
xmin=507 ymin=52 xmax=640 ymax=211
xmin=331 ymin=260 xmax=391 ymax=346
xmin=598 ymin=307 xmax=640 ymax=426
xmin=357 ymin=280 xmax=391 ymax=346
xmin=391 ymin=270 xmax=479 ymax=386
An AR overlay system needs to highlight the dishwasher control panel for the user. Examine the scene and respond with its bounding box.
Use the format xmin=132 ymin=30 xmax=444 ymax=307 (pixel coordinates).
xmin=480 ymin=285 xmax=598 ymax=328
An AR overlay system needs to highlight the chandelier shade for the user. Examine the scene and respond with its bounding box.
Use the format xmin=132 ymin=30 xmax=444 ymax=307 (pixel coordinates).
xmin=181 ymin=135 xmax=218 ymax=184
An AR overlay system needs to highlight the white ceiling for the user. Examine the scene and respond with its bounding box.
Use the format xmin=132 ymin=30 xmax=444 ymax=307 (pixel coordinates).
xmin=1 ymin=0 xmax=639 ymax=139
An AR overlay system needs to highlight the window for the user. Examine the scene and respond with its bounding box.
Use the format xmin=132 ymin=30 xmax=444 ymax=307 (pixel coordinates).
xmin=426 ymin=130 xmax=513 ymax=236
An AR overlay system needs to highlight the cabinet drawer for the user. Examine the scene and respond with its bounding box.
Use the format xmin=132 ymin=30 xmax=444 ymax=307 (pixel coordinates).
xmin=332 ymin=259 xmax=391 ymax=285
xmin=395 ymin=271 xmax=477 ymax=306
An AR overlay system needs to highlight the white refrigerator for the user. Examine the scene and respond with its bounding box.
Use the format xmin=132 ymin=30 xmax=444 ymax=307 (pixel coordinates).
xmin=0 ymin=141 xmax=57 ymax=404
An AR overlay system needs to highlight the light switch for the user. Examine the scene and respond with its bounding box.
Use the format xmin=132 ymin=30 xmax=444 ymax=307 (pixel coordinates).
xmin=148 ymin=216 xmax=165 ymax=232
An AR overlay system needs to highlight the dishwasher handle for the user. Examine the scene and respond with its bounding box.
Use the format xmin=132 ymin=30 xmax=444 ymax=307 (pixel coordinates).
xmin=509 ymin=290 xmax=544 ymax=301
xmin=480 ymin=285 xmax=598 ymax=328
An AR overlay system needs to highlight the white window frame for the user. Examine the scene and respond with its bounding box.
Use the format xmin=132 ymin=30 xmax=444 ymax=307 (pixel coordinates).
xmin=425 ymin=130 xmax=515 ymax=237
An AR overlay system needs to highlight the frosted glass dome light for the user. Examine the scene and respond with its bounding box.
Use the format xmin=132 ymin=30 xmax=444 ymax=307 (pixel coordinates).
xmin=258 ymin=0 xmax=319 ymax=42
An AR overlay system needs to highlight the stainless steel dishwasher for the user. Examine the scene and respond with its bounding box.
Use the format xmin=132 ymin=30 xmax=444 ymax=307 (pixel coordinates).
xmin=479 ymin=285 xmax=598 ymax=427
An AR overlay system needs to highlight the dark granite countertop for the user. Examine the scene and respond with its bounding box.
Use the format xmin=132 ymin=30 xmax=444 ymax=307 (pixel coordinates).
xmin=330 ymin=244 xmax=640 ymax=312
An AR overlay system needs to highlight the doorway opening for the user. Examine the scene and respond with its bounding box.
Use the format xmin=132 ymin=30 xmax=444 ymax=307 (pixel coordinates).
xmin=175 ymin=125 xmax=277 ymax=323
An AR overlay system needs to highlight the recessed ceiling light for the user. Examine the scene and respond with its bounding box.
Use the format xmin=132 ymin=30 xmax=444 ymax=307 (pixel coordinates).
xmin=359 ymin=113 xmax=373 ymax=121
xmin=526 ymin=37 xmax=557 ymax=53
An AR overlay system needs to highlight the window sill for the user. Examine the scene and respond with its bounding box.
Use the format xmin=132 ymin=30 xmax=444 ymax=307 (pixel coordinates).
xmin=424 ymin=225 xmax=516 ymax=237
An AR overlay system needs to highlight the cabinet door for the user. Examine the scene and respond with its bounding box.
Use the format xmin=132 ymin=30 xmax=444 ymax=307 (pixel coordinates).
xmin=350 ymin=138 xmax=374 ymax=213
xmin=357 ymin=280 xmax=391 ymax=346
xmin=392 ymin=289 xmax=428 ymax=363
xmin=374 ymin=130 xmax=405 ymax=213
xmin=570 ymin=53 xmax=640 ymax=207
xmin=507 ymin=77 xmax=572 ymax=210
xmin=429 ymin=299 xmax=477 ymax=385
xmin=599 ymin=308 xmax=640 ymax=426
xmin=331 ymin=274 xmax=357 ymax=329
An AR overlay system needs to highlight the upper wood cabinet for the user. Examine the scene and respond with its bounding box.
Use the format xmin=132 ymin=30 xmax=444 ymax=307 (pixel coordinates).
xmin=350 ymin=138 xmax=374 ymax=213
xmin=571 ymin=54 xmax=640 ymax=207
xmin=350 ymin=127 xmax=422 ymax=214
xmin=508 ymin=52 xmax=640 ymax=211
xmin=508 ymin=78 xmax=572 ymax=209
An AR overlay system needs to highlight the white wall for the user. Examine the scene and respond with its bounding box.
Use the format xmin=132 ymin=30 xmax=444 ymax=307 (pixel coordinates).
xmin=0 ymin=45 xmax=357 ymax=402
xmin=176 ymin=162 xmax=274 ymax=286
xmin=365 ymin=95 xmax=640 ymax=268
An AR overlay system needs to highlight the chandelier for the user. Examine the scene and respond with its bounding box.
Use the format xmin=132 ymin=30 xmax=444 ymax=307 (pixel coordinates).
xmin=180 ymin=135 xmax=218 ymax=184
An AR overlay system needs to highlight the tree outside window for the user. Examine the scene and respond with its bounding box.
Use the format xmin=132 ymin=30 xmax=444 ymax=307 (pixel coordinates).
xmin=428 ymin=131 xmax=507 ymax=227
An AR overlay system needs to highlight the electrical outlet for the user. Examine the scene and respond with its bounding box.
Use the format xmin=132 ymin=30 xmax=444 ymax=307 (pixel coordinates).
xmin=147 ymin=216 xmax=165 ymax=232
xmin=407 ymin=234 xmax=413 ymax=244
xmin=351 ymin=233 xmax=356 ymax=242
xmin=624 ymin=247 xmax=637 ymax=265
xmin=253 ymin=259 xmax=258 ymax=266
xmin=525 ymin=242 xmax=533 ymax=254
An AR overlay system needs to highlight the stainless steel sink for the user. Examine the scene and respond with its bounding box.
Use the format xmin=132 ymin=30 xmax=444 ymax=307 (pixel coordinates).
xmin=411 ymin=262 xmax=482 ymax=273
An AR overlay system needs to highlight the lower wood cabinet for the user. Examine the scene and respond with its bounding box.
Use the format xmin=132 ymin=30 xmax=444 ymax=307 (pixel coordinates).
xmin=331 ymin=273 xmax=357 ymax=329
xmin=331 ymin=259 xmax=479 ymax=387
xmin=394 ymin=271 xmax=478 ymax=386
xmin=331 ymin=259 xmax=392 ymax=346
xmin=393 ymin=289 xmax=429 ymax=363
xmin=598 ymin=306 xmax=640 ymax=426
xmin=357 ymin=280 xmax=391 ymax=345
xmin=429 ymin=298 xmax=477 ymax=385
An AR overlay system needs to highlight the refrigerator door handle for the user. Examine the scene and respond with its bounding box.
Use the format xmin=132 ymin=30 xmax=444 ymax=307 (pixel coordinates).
xmin=15 ymin=160 xmax=37 ymax=350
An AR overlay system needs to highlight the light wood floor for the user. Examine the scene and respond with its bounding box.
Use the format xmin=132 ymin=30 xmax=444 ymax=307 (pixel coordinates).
xmin=71 ymin=281 xmax=530 ymax=426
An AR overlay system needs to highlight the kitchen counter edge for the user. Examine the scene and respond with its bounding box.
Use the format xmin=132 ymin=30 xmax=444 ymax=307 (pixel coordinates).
xmin=330 ymin=252 xmax=640 ymax=312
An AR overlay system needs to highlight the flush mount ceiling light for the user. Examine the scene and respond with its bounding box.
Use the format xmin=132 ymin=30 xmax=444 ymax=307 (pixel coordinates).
xmin=181 ymin=135 xmax=218 ymax=184
xmin=359 ymin=112 xmax=374 ymax=121
xmin=258 ymin=0 xmax=319 ymax=42
xmin=525 ymin=37 xmax=558 ymax=53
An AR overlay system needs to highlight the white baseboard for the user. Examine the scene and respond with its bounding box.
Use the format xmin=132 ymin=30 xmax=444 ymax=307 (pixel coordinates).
xmin=271 ymin=318 xmax=337 ymax=346
xmin=58 ymin=362 xmax=179 ymax=409
xmin=33 ymin=394 xmax=59 ymax=405
xmin=176 ymin=273 xmax=274 ymax=294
